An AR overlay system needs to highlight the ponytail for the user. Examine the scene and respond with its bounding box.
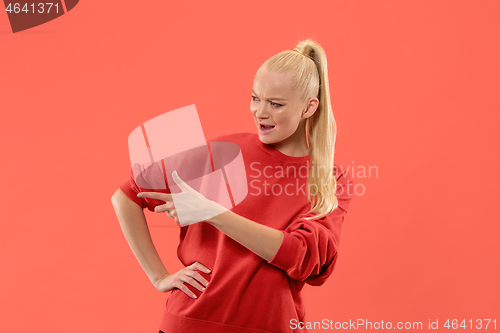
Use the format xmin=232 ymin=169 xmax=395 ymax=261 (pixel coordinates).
xmin=262 ymin=39 xmax=339 ymax=221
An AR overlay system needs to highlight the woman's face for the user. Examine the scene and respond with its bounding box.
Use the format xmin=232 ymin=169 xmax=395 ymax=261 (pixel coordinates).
xmin=250 ymin=67 xmax=317 ymax=149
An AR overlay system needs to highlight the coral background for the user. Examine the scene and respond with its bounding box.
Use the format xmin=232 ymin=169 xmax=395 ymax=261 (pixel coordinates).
xmin=1 ymin=0 xmax=499 ymax=331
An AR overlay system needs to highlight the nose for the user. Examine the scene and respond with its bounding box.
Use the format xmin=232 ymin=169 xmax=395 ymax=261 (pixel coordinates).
xmin=254 ymin=102 xmax=270 ymax=120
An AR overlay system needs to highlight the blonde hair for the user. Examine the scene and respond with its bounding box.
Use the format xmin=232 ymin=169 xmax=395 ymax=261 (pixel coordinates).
xmin=261 ymin=39 xmax=338 ymax=221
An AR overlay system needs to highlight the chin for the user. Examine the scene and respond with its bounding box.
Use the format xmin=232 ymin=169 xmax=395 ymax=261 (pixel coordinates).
xmin=258 ymin=135 xmax=279 ymax=145
xmin=258 ymin=134 xmax=269 ymax=142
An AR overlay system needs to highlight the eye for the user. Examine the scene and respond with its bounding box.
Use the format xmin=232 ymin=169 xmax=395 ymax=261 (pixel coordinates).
xmin=251 ymin=95 xmax=259 ymax=101
xmin=270 ymin=102 xmax=283 ymax=108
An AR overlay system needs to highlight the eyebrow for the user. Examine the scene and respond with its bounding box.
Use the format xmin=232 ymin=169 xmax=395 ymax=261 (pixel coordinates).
xmin=252 ymin=89 xmax=288 ymax=101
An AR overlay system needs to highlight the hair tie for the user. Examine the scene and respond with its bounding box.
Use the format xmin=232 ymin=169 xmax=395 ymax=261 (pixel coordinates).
xmin=293 ymin=49 xmax=316 ymax=63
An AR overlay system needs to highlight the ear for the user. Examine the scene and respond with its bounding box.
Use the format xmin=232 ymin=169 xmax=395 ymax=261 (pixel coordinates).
xmin=302 ymin=98 xmax=319 ymax=119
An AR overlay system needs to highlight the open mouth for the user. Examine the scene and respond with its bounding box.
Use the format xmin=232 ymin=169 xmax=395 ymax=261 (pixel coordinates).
xmin=258 ymin=123 xmax=275 ymax=134
xmin=260 ymin=124 xmax=275 ymax=130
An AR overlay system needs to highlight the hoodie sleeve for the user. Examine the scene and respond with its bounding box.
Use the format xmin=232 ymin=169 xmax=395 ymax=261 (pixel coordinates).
xmin=267 ymin=168 xmax=354 ymax=286
xmin=119 ymin=164 xmax=171 ymax=213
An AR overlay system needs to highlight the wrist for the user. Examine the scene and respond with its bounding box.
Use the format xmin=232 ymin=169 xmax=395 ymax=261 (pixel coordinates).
xmin=206 ymin=209 xmax=231 ymax=228
xmin=154 ymin=271 xmax=170 ymax=289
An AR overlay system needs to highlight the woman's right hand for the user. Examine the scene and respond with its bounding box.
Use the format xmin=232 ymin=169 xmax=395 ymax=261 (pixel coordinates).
xmin=155 ymin=262 xmax=211 ymax=299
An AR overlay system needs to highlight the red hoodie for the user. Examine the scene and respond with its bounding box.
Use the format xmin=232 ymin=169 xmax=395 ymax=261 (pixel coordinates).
xmin=119 ymin=132 xmax=354 ymax=333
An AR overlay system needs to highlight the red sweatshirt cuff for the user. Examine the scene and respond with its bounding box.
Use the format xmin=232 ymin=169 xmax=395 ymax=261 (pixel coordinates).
xmin=268 ymin=231 xmax=298 ymax=272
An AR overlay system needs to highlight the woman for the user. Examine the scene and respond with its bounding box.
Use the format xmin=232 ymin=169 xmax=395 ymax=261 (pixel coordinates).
xmin=111 ymin=39 xmax=354 ymax=333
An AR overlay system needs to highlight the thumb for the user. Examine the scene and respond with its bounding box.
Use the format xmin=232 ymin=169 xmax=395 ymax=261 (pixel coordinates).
xmin=172 ymin=170 xmax=190 ymax=192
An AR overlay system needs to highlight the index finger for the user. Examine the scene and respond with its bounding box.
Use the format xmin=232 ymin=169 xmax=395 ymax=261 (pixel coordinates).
xmin=191 ymin=262 xmax=211 ymax=274
xmin=137 ymin=192 xmax=173 ymax=201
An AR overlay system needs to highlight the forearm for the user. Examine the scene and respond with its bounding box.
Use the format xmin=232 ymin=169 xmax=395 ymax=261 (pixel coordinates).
xmin=111 ymin=189 xmax=169 ymax=288
xmin=207 ymin=210 xmax=284 ymax=261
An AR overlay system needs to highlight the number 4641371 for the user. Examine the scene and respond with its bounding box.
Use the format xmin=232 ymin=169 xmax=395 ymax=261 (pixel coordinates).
xmin=5 ymin=3 xmax=59 ymax=14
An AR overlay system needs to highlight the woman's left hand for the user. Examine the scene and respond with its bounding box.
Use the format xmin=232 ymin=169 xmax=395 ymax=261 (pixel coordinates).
xmin=137 ymin=170 xmax=228 ymax=227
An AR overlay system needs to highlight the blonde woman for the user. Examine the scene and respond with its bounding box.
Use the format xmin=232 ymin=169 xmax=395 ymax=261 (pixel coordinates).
xmin=111 ymin=39 xmax=354 ymax=333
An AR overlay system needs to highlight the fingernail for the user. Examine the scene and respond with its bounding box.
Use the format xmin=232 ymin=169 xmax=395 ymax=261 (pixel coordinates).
xmin=192 ymin=294 xmax=197 ymax=299
xmin=137 ymin=193 xmax=142 ymax=197
xmin=206 ymin=269 xmax=211 ymax=273
xmin=202 ymin=287 xmax=206 ymax=291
